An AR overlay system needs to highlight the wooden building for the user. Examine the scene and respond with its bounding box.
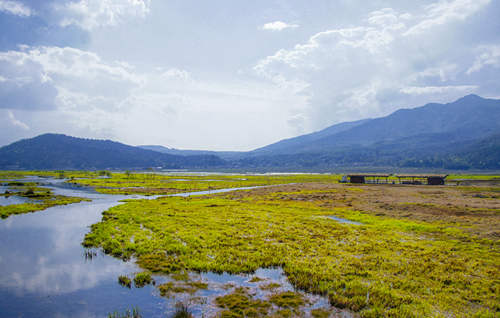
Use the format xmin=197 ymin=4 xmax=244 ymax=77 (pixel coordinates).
xmin=345 ymin=174 xmax=391 ymax=184
xmin=342 ymin=174 xmax=447 ymax=185
xmin=394 ymin=174 xmax=448 ymax=185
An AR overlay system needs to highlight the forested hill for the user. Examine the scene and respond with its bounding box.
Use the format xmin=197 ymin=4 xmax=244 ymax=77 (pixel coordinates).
xmin=142 ymin=94 xmax=500 ymax=170
xmin=1 ymin=95 xmax=499 ymax=171
xmin=0 ymin=134 xmax=225 ymax=170
xmin=252 ymin=94 xmax=500 ymax=155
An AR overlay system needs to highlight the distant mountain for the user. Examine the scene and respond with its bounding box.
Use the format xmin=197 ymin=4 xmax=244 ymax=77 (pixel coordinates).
xmin=234 ymin=94 xmax=500 ymax=170
xmin=255 ymin=94 xmax=500 ymax=155
xmin=139 ymin=145 xmax=244 ymax=160
xmin=458 ymin=133 xmax=500 ymax=169
xmin=252 ymin=119 xmax=371 ymax=155
xmin=400 ymin=132 xmax=500 ymax=170
xmin=2 ymin=95 xmax=499 ymax=171
xmin=0 ymin=134 xmax=225 ymax=170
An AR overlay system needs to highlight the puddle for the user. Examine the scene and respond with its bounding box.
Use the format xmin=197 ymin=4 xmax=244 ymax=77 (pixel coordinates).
xmin=146 ymin=267 xmax=346 ymax=317
xmin=328 ymin=216 xmax=363 ymax=225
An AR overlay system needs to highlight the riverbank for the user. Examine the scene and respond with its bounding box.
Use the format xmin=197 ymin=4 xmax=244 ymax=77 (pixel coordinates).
xmin=84 ymin=181 xmax=499 ymax=317
xmin=1 ymin=171 xmax=499 ymax=317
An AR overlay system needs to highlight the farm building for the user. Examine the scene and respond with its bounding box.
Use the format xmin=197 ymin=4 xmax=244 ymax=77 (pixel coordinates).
xmin=341 ymin=174 xmax=448 ymax=185
xmin=395 ymin=174 xmax=448 ymax=185
xmin=343 ymin=174 xmax=391 ymax=184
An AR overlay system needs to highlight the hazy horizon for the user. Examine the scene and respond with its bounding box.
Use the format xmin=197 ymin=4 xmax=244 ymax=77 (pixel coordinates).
xmin=1 ymin=0 xmax=500 ymax=150
xmin=1 ymin=93 xmax=498 ymax=152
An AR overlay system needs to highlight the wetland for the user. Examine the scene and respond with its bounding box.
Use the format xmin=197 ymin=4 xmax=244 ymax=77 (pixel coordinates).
xmin=0 ymin=171 xmax=498 ymax=317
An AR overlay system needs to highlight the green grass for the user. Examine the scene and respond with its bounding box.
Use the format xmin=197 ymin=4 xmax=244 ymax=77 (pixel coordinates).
xmin=60 ymin=171 xmax=341 ymax=195
xmin=133 ymin=272 xmax=153 ymax=288
xmin=447 ymin=174 xmax=500 ymax=180
xmin=172 ymin=303 xmax=193 ymax=318
xmin=269 ymin=291 xmax=305 ymax=309
xmin=118 ymin=275 xmax=132 ymax=288
xmin=311 ymin=308 xmax=331 ymax=318
xmin=107 ymin=307 xmax=141 ymax=318
xmin=158 ymin=281 xmax=208 ymax=297
xmin=2 ymin=170 xmax=499 ymax=316
xmin=215 ymin=287 xmax=271 ymax=317
xmin=0 ymin=181 xmax=90 ymax=219
xmin=259 ymin=282 xmax=281 ymax=291
xmin=82 ymin=185 xmax=499 ymax=317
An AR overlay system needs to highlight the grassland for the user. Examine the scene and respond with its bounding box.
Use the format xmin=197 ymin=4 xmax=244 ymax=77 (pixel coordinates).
xmin=81 ymin=176 xmax=500 ymax=317
xmin=64 ymin=172 xmax=341 ymax=195
xmin=1 ymin=171 xmax=498 ymax=316
xmin=0 ymin=179 xmax=89 ymax=219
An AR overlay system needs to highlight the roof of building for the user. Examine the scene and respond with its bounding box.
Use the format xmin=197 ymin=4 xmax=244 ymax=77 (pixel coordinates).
xmin=395 ymin=174 xmax=448 ymax=178
xmin=347 ymin=173 xmax=392 ymax=178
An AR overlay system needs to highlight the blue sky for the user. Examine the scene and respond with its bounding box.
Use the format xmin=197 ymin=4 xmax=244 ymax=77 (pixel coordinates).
xmin=1 ymin=0 xmax=499 ymax=150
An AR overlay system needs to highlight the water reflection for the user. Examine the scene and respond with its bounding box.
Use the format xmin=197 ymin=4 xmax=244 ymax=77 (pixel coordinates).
xmin=0 ymin=181 xmax=167 ymax=317
xmin=0 ymin=195 xmax=31 ymax=206
xmin=168 ymin=185 xmax=267 ymax=197
xmin=328 ymin=216 xmax=363 ymax=225
xmin=0 ymin=178 xmax=338 ymax=317
xmin=0 ymin=186 xmax=31 ymax=206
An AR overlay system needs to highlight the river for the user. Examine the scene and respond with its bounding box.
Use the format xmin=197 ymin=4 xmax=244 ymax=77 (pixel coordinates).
xmin=0 ymin=178 xmax=334 ymax=317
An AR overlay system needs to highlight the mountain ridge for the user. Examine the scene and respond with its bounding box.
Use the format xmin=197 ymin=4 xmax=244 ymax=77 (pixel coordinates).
xmin=253 ymin=94 xmax=500 ymax=155
xmin=0 ymin=133 xmax=225 ymax=170
xmin=1 ymin=94 xmax=499 ymax=170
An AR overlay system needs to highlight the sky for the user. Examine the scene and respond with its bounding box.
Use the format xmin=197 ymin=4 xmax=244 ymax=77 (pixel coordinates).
xmin=0 ymin=0 xmax=499 ymax=150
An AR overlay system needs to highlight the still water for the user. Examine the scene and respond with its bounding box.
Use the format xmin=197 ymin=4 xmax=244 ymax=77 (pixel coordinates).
xmin=0 ymin=186 xmax=32 ymax=206
xmin=0 ymin=180 xmax=168 ymax=317
xmin=0 ymin=178 xmax=335 ymax=317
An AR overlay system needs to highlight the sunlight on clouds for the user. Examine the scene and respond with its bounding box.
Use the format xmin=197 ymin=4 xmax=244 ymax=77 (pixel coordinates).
xmin=7 ymin=110 xmax=29 ymax=130
xmin=57 ymin=0 xmax=151 ymax=30
xmin=0 ymin=0 xmax=32 ymax=17
xmin=0 ymin=0 xmax=497 ymax=149
xmin=0 ymin=46 xmax=140 ymax=111
xmin=0 ymin=44 xmax=304 ymax=149
xmin=412 ymin=63 xmax=459 ymax=82
xmin=467 ymin=45 xmax=500 ymax=74
xmin=261 ymin=21 xmax=299 ymax=31
xmin=254 ymin=0 xmax=493 ymax=130
xmin=404 ymin=0 xmax=491 ymax=35
xmin=400 ymin=85 xmax=478 ymax=95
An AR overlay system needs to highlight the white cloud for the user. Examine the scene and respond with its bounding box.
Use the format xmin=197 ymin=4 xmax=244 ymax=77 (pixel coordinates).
xmin=0 ymin=0 xmax=32 ymax=17
xmin=467 ymin=45 xmax=500 ymax=74
xmin=404 ymin=0 xmax=490 ymax=35
xmin=261 ymin=21 xmax=299 ymax=31
xmin=254 ymin=0 xmax=493 ymax=130
xmin=413 ymin=63 xmax=459 ymax=82
xmin=7 ymin=110 xmax=29 ymax=130
xmin=0 ymin=45 xmax=303 ymax=149
xmin=367 ymin=8 xmax=406 ymax=30
xmin=400 ymin=85 xmax=478 ymax=95
xmin=254 ymin=22 xmax=404 ymax=125
xmin=0 ymin=46 xmax=140 ymax=111
xmin=1 ymin=0 xmax=497 ymax=150
xmin=57 ymin=0 xmax=151 ymax=30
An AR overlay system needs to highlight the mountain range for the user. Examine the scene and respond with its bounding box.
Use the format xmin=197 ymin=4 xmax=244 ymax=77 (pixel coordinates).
xmin=0 ymin=134 xmax=224 ymax=170
xmin=1 ymin=94 xmax=499 ymax=170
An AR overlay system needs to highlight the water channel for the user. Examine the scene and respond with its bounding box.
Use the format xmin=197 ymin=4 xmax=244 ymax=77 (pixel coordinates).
xmin=0 ymin=178 xmax=338 ymax=317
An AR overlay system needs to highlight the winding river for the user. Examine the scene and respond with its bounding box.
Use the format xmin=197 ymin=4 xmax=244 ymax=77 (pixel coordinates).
xmin=0 ymin=178 xmax=334 ymax=317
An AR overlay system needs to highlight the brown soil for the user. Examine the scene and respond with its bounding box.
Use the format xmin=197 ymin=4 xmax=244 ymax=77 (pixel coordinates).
xmin=220 ymin=183 xmax=500 ymax=239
